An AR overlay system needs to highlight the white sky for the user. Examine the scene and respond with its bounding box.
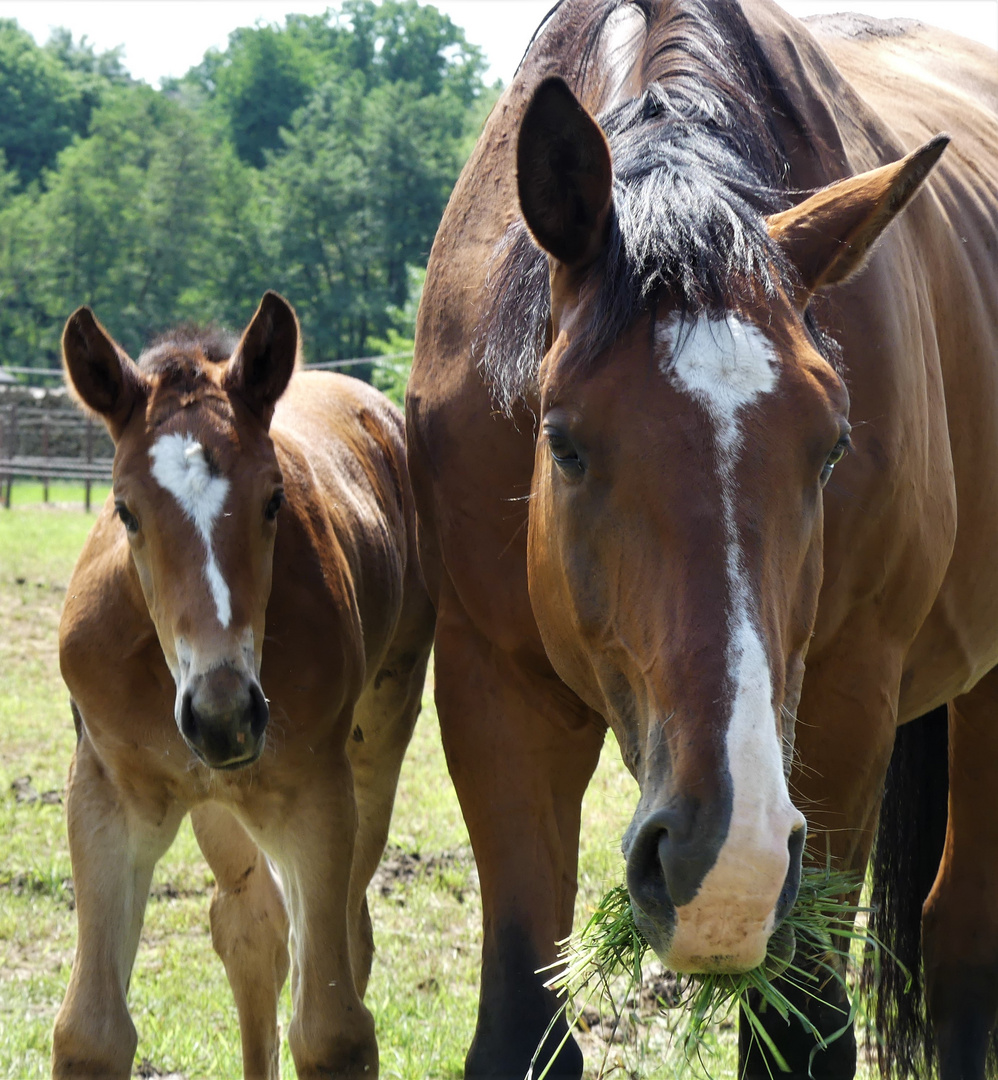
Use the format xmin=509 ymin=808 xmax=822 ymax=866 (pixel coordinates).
xmin=0 ymin=0 xmax=994 ymax=88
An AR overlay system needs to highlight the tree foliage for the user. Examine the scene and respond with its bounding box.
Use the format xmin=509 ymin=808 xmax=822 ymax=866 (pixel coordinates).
xmin=0 ymin=2 xmax=492 ymax=371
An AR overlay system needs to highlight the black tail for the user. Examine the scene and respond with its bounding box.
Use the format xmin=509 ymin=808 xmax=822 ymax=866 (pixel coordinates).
xmin=863 ymin=706 xmax=949 ymax=1078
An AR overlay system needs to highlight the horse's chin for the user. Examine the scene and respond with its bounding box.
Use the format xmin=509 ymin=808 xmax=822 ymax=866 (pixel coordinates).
xmin=634 ymin=902 xmax=797 ymax=978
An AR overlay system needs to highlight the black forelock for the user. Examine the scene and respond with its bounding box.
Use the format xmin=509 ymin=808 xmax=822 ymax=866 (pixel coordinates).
xmin=478 ymin=0 xmax=823 ymax=414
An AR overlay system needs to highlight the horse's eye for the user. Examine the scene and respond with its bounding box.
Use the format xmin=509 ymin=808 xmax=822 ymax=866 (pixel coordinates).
xmin=264 ymin=490 xmax=285 ymax=521
xmin=544 ymin=427 xmax=584 ymax=476
xmin=114 ymin=501 xmax=139 ymax=533
xmin=820 ymin=436 xmax=851 ymax=486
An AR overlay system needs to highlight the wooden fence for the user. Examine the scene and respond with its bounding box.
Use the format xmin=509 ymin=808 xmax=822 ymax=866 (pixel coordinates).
xmin=0 ymin=401 xmax=113 ymax=510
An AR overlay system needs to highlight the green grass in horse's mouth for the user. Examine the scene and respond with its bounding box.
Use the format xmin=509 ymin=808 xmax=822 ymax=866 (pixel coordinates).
xmin=535 ymin=859 xmax=889 ymax=1077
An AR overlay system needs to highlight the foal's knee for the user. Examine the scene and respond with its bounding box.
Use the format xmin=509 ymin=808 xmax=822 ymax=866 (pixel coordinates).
xmin=208 ymin=865 xmax=290 ymax=991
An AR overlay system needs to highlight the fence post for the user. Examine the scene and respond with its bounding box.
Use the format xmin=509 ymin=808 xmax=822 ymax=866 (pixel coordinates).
xmin=84 ymin=416 xmax=93 ymax=512
xmin=42 ymin=414 xmax=50 ymax=503
xmin=0 ymin=408 xmax=6 ymax=510
xmin=4 ymin=402 xmax=16 ymax=509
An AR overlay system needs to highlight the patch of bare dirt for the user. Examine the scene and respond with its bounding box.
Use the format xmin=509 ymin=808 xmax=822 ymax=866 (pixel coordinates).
xmin=10 ymin=774 xmax=63 ymax=805
xmin=135 ymin=1058 xmax=187 ymax=1080
xmin=371 ymin=843 xmax=478 ymax=903
xmin=149 ymin=881 xmax=211 ymax=902
xmin=571 ymin=963 xmax=687 ymax=1062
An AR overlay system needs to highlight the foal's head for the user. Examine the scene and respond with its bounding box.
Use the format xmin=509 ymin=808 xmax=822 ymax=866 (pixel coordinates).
xmin=502 ymin=77 xmax=945 ymax=972
xmin=63 ymin=293 xmax=299 ymax=770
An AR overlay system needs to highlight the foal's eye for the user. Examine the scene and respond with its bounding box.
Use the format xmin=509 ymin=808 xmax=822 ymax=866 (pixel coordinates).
xmin=114 ymin=501 xmax=139 ymax=534
xmin=820 ymin=436 xmax=851 ymax=486
xmin=264 ymin=490 xmax=285 ymax=521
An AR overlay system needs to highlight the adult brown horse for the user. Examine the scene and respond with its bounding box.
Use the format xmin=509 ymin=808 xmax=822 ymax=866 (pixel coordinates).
xmin=53 ymin=292 xmax=434 ymax=1079
xmin=406 ymin=0 xmax=998 ymax=1076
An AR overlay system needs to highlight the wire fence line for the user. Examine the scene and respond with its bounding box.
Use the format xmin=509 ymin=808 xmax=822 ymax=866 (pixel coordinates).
xmin=0 ymin=352 xmax=414 ymax=384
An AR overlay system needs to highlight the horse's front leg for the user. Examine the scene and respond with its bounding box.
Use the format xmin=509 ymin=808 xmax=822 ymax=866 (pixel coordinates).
xmin=191 ymin=803 xmax=289 ymax=1080
xmin=258 ymin=749 xmax=377 ymax=1080
xmin=434 ymin=601 xmax=605 ymax=1080
xmin=52 ymin=725 xmax=184 ymax=1079
xmin=923 ymin=667 xmax=998 ymax=1080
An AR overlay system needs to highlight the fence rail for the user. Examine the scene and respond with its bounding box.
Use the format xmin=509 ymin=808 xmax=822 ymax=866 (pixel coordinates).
xmin=0 ymin=399 xmax=112 ymax=510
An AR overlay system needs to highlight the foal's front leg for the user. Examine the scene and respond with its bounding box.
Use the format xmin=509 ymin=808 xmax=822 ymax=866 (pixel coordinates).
xmin=257 ymin=749 xmax=377 ymax=1080
xmin=52 ymin=731 xmax=183 ymax=1079
xmin=191 ymin=804 xmax=289 ymax=1080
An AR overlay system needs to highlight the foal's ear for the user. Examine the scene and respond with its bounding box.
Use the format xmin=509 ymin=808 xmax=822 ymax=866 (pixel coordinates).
xmin=767 ymin=134 xmax=949 ymax=306
xmin=225 ymin=291 xmax=299 ymax=426
xmin=517 ymin=76 xmax=613 ymax=267
xmin=62 ymin=308 xmax=146 ymax=441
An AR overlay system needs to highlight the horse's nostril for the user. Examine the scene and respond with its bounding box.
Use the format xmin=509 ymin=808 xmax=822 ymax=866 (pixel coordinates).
xmin=179 ymin=691 xmax=197 ymax=742
xmin=249 ymin=681 xmax=269 ymax=738
xmin=627 ymin=807 xmax=692 ymax=913
xmin=775 ymin=821 xmax=807 ymax=926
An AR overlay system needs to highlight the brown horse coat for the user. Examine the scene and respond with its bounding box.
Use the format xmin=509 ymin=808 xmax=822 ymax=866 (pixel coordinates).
xmin=54 ymin=294 xmax=434 ymax=1079
xmin=407 ymin=0 xmax=998 ymax=1075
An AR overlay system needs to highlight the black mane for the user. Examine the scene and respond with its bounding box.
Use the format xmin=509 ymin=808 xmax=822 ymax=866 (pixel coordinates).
xmin=479 ymin=0 xmax=823 ymax=414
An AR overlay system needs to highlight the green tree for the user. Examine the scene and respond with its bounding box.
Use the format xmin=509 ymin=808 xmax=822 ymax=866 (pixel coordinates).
xmin=0 ymin=159 xmax=51 ymax=366
xmin=258 ymin=1 xmax=485 ymax=359
xmin=0 ymin=85 xmax=265 ymax=367
xmin=0 ymin=20 xmax=82 ymax=187
xmin=0 ymin=22 xmax=132 ymax=190
xmin=0 ymin=3 xmax=489 ymax=375
xmin=205 ymin=25 xmax=317 ymax=168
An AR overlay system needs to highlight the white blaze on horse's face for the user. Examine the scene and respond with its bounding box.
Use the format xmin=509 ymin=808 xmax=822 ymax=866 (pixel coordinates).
xmin=658 ymin=313 xmax=807 ymax=970
xmin=598 ymin=4 xmax=647 ymax=106
xmin=149 ymin=432 xmax=233 ymax=629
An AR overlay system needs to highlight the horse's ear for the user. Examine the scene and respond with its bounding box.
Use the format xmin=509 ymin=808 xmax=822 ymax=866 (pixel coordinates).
xmin=767 ymin=135 xmax=949 ymax=307
xmin=517 ymin=76 xmax=613 ymax=267
xmin=62 ymin=307 xmax=145 ymax=441
xmin=225 ymin=291 xmax=299 ymax=426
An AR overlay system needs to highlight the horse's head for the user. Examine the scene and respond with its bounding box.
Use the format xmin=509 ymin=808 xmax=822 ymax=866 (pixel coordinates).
xmin=62 ymin=293 xmax=299 ymax=770
xmin=512 ymin=78 xmax=946 ymax=972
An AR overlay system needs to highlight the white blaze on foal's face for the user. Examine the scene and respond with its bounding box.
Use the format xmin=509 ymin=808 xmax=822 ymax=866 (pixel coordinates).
xmin=149 ymin=432 xmax=232 ymax=629
xmin=658 ymin=313 xmax=806 ymax=969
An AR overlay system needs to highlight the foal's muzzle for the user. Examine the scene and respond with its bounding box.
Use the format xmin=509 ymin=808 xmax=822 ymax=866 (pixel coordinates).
xmin=178 ymin=664 xmax=269 ymax=769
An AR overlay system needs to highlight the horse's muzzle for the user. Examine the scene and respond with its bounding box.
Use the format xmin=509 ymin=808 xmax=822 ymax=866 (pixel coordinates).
xmin=624 ymin=801 xmax=806 ymax=973
xmin=178 ymin=665 xmax=269 ymax=769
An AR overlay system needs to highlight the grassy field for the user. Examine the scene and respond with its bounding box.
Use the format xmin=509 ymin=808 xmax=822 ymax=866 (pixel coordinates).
xmin=0 ymin=490 xmax=877 ymax=1079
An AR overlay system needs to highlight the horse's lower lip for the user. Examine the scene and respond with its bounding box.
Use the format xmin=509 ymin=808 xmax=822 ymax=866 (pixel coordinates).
xmin=188 ymin=742 xmax=264 ymax=771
